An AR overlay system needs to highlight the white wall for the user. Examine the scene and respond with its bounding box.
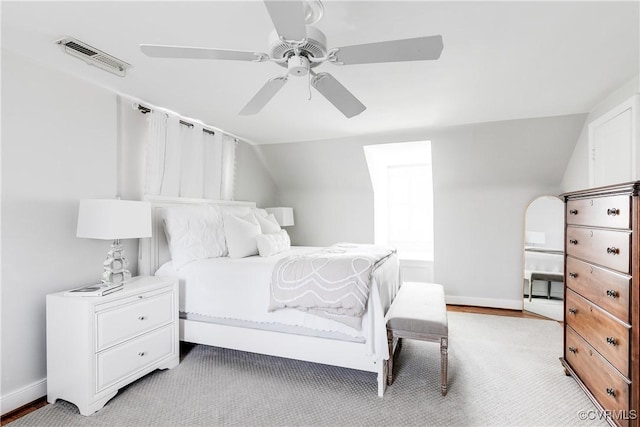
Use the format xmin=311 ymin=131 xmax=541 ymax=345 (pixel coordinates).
xmin=562 ymin=74 xmax=640 ymax=192
xmin=0 ymin=51 xmax=141 ymax=414
xmin=234 ymin=141 xmax=279 ymax=208
xmin=258 ymin=114 xmax=586 ymax=309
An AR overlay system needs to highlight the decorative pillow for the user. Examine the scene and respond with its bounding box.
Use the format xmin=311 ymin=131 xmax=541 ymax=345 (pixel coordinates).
xmin=162 ymin=205 xmax=226 ymax=269
xmin=223 ymin=212 xmax=261 ymax=258
xmin=256 ymin=230 xmax=291 ymax=257
xmin=252 ymin=208 xmax=269 ymax=218
xmin=255 ymin=213 xmax=281 ymax=234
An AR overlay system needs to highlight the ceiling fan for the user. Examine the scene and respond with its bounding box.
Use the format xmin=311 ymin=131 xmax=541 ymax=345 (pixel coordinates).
xmin=140 ymin=1 xmax=443 ymax=118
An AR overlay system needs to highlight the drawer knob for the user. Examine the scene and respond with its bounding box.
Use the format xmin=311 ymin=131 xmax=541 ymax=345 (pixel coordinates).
xmin=606 ymin=289 xmax=619 ymax=298
xmin=568 ymin=272 xmax=578 ymax=279
xmin=569 ymin=239 xmax=578 ymax=245
xmin=606 ymin=388 xmax=616 ymax=397
xmin=606 ymin=247 xmax=620 ymax=255
xmin=606 ymin=337 xmax=617 ymax=346
xmin=568 ymin=308 xmax=577 ymax=315
xmin=607 ymin=208 xmax=620 ymax=216
xmin=569 ymin=209 xmax=578 ymax=215
xmin=138 ymin=316 xmax=146 ymax=321
xmin=138 ymin=352 xmax=146 ymax=357
xmin=568 ymin=346 xmax=577 ymax=354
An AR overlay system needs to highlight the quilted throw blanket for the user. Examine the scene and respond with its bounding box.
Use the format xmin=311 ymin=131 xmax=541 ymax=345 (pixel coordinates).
xmin=268 ymin=243 xmax=396 ymax=328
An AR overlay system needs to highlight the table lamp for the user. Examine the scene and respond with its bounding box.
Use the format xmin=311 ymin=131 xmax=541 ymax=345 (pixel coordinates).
xmin=76 ymin=199 xmax=152 ymax=286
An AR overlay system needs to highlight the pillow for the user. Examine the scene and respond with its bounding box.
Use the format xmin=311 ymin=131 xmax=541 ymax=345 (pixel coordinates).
xmin=252 ymin=208 xmax=269 ymax=218
xmin=255 ymin=213 xmax=281 ymax=234
xmin=162 ymin=205 xmax=226 ymax=269
xmin=223 ymin=213 xmax=261 ymax=258
xmin=256 ymin=230 xmax=291 ymax=257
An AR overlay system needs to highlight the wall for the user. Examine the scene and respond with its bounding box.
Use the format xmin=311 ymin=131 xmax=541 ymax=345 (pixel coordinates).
xmin=234 ymin=141 xmax=279 ymax=208
xmin=0 ymin=51 xmax=140 ymax=414
xmin=258 ymin=114 xmax=586 ymax=308
xmin=562 ymin=74 xmax=640 ymax=192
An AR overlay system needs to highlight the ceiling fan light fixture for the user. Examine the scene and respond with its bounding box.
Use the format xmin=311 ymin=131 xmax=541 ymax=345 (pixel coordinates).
xmin=304 ymin=0 xmax=324 ymax=25
xmin=288 ymin=55 xmax=310 ymax=76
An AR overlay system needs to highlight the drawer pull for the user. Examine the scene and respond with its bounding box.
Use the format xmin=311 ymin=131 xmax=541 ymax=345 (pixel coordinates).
xmin=568 ymin=272 xmax=578 ymax=279
xmin=607 ymin=208 xmax=620 ymax=216
xmin=606 ymin=337 xmax=618 ymax=346
xmin=606 ymin=388 xmax=616 ymax=397
xmin=606 ymin=289 xmax=619 ymax=298
xmin=568 ymin=346 xmax=577 ymax=354
xmin=569 ymin=239 xmax=578 ymax=245
xmin=568 ymin=308 xmax=577 ymax=315
xmin=606 ymin=247 xmax=620 ymax=255
xmin=138 ymin=351 xmax=146 ymax=357
xmin=569 ymin=209 xmax=578 ymax=215
xmin=138 ymin=316 xmax=146 ymax=321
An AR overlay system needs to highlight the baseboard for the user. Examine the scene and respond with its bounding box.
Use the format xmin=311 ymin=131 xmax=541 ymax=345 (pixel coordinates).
xmin=445 ymin=295 xmax=523 ymax=311
xmin=1 ymin=378 xmax=47 ymax=415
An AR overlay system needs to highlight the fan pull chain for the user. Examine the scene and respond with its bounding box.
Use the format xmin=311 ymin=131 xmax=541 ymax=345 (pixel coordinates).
xmin=307 ymin=61 xmax=312 ymax=100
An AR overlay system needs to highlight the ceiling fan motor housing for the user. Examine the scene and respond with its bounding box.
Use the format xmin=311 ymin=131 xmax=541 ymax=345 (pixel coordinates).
xmin=269 ymin=26 xmax=328 ymax=70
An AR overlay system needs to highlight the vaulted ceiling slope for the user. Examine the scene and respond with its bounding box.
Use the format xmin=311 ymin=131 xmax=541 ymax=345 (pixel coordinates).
xmin=2 ymin=1 xmax=638 ymax=145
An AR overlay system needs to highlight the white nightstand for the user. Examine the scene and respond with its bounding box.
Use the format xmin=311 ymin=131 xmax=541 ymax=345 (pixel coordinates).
xmin=46 ymin=276 xmax=179 ymax=416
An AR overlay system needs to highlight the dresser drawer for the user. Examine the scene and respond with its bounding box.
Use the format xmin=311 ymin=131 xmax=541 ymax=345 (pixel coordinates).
xmin=566 ymin=195 xmax=630 ymax=229
xmin=566 ymin=257 xmax=631 ymax=323
xmin=96 ymin=291 xmax=174 ymax=351
xmin=96 ymin=324 xmax=174 ymax=392
xmin=566 ymin=226 xmax=631 ymax=274
xmin=566 ymin=289 xmax=630 ymax=377
xmin=565 ymin=326 xmax=630 ymax=425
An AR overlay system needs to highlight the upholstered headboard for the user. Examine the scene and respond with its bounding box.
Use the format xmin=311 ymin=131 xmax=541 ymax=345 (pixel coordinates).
xmin=138 ymin=196 xmax=256 ymax=276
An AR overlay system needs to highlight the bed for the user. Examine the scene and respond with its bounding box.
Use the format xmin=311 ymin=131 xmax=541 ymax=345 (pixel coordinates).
xmin=138 ymin=196 xmax=401 ymax=396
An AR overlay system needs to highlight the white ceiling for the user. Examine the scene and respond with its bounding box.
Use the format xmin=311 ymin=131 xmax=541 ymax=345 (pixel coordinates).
xmin=2 ymin=1 xmax=638 ymax=145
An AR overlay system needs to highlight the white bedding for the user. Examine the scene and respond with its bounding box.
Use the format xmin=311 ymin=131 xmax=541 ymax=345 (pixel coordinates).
xmin=155 ymin=246 xmax=400 ymax=360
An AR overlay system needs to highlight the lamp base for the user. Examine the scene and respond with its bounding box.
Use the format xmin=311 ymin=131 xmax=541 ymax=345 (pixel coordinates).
xmin=102 ymin=240 xmax=131 ymax=287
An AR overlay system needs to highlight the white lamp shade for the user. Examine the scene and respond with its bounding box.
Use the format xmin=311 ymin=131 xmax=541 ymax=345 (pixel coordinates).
xmin=77 ymin=199 xmax=152 ymax=240
xmin=265 ymin=207 xmax=294 ymax=227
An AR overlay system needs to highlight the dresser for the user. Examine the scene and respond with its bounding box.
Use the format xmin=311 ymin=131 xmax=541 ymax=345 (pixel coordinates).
xmin=46 ymin=276 xmax=179 ymax=416
xmin=561 ymin=182 xmax=639 ymax=427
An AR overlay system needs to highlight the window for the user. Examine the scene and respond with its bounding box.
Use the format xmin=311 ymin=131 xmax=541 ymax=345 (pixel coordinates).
xmin=364 ymin=141 xmax=434 ymax=261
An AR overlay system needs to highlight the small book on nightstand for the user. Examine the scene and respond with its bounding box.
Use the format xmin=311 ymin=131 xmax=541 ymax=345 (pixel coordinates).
xmin=65 ymin=283 xmax=123 ymax=297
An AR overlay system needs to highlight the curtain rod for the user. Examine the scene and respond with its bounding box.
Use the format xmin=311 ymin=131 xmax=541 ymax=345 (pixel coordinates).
xmin=133 ymin=102 xmax=255 ymax=141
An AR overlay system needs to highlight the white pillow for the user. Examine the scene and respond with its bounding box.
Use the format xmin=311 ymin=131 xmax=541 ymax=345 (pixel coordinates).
xmin=256 ymin=213 xmax=281 ymax=234
xmin=162 ymin=205 xmax=226 ymax=269
xmin=223 ymin=213 xmax=261 ymax=258
xmin=256 ymin=230 xmax=291 ymax=257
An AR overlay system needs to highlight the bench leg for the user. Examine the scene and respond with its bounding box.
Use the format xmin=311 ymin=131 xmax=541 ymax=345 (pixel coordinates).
xmin=387 ymin=328 xmax=394 ymax=385
xmin=440 ymin=336 xmax=448 ymax=396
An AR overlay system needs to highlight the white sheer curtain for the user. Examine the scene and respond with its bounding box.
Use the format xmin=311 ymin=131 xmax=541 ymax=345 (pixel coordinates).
xmin=143 ymin=109 xmax=236 ymax=200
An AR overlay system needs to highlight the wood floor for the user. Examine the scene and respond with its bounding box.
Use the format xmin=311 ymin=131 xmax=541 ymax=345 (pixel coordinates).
xmin=0 ymin=304 xmax=556 ymax=425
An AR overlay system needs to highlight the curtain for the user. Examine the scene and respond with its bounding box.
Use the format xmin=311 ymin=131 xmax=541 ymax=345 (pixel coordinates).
xmin=143 ymin=109 xmax=236 ymax=200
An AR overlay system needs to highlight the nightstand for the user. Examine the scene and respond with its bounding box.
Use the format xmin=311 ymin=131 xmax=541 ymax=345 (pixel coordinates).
xmin=46 ymin=276 xmax=179 ymax=416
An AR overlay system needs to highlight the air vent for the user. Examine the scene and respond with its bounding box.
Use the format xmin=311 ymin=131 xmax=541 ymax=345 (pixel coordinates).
xmin=56 ymin=37 xmax=130 ymax=77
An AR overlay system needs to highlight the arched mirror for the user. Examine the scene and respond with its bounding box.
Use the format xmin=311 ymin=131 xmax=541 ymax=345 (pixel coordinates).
xmin=522 ymin=196 xmax=564 ymax=320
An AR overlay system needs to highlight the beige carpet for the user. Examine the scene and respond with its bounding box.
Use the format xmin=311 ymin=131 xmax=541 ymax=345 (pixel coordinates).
xmin=10 ymin=312 xmax=605 ymax=426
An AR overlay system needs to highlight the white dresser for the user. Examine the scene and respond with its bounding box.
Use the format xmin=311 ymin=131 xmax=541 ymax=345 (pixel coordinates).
xmin=46 ymin=276 xmax=179 ymax=416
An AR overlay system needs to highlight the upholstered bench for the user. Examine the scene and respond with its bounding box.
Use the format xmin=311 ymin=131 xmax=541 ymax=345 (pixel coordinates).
xmin=386 ymin=282 xmax=449 ymax=395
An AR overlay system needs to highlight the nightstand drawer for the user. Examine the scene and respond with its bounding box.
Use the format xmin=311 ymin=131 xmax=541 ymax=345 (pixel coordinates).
xmin=565 ymin=326 xmax=630 ymax=426
xmin=566 ymin=226 xmax=631 ymax=274
xmin=566 ymin=257 xmax=631 ymax=323
xmin=566 ymin=289 xmax=630 ymax=377
xmin=96 ymin=324 xmax=174 ymax=392
xmin=96 ymin=290 xmax=174 ymax=351
xmin=566 ymin=195 xmax=630 ymax=229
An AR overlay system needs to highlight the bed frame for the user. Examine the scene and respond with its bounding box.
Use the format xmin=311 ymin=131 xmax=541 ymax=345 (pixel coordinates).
xmin=138 ymin=196 xmax=389 ymax=396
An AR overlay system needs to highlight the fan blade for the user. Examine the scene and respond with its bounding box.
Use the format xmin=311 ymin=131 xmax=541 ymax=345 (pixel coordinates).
xmin=332 ymin=35 xmax=443 ymax=65
xmin=239 ymin=76 xmax=288 ymax=115
xmin=141 ymin=44 xmax=266 ymax=62
xmin=311 ymin=73 xmax=366 ymax=118
xmin=264 ymin=1 xmax=307 ymax=41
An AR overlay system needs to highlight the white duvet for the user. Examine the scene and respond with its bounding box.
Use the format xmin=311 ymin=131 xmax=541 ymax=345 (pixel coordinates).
xmin=155 ymin=246 xmax=400 ymax=360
